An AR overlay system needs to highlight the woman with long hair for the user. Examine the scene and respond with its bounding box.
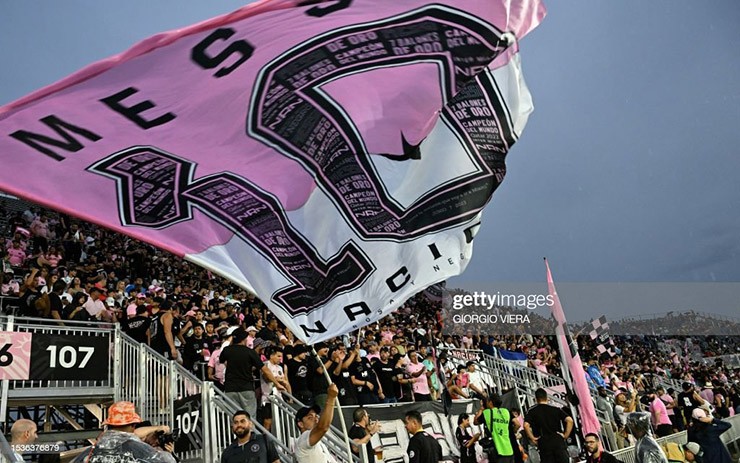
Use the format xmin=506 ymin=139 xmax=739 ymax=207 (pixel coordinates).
xmin=456 ymin=413 xmax=480 ymax=463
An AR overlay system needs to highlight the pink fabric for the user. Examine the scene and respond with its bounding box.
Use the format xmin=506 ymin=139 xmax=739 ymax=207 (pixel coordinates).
xmin=546 ymin=260 xmax=601 ymax=436
xmin=406 ymin=361 xmax=430 ymax=395
xmin=650 ymin=396 xmax=672 ymax=426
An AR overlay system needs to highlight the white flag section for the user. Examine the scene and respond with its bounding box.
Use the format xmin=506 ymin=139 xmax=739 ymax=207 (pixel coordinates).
xmin=0 ymin=1 xmax=545 ymax=343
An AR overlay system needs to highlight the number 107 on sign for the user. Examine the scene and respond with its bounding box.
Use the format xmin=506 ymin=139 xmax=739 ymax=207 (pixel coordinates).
xmin=46 ymin=345 xmax=95 ymax=368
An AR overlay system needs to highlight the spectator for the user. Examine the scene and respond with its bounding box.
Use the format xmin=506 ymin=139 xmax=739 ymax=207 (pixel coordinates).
xmin=647 ymin=389 xmax=673 ymax=437
xmin=404 ymin=410 xmax=442 ymax=463
xmin=149 ymin=300 xmax=178 ymax=361
xmin=85 ymin=401 xmax=176 ymax=463
xmin=123 ymin=305 xmax=151 ymax=344
xmin=625 ymin=412 xmax=668 ymax=463
xmin=220 ymin=328 xmax=263 ymax=419
xmin=455 ymin=413 xmax=480 ymax=463
xmin=294 ymin=383 xmax=339 ymax=462
xmin=583 ymin=432 xmax=623 ymax=463
xmin=682 ymin=442 xmax=702 ymax=462
xmin=687 ymin=408 xmax=732 ymax=463
xmin=405 ymin=348 xmax=432 ymax=401
xmin=29 ymin=214 xmax=51 ymax=253
xmin=349 ymin=352 xmax=381 ymax=405
xmin=465 ymin=361 xmax=488 ymax=399
xmin=523 ymin=388 xmax=573 ymax=463
xmin=348 ymin=408 xmax=381 ymax=463
xmin=286 ymin=344 xmax=312 ymax=405
xmin=220 ymin=410 xmax=279 ymax=463
xmin=182 ymin=323 xmax=210 ymax=374
xmin=372 ymin=347 xmax=400 ymax=404
xmin=307 ymin=342 xmax=331 ymax=409
xmin=10 ymin=419 xmax=38 ymax=461
xmin=260 ymin=346 xmax=291 ymax=415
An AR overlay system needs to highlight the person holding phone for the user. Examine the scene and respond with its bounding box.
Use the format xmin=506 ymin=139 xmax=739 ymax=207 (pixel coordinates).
xmin=348 ymin=408 xmax=381 ymax=463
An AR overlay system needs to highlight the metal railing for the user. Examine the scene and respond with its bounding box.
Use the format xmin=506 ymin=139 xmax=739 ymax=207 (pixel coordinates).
xmin=1 ymin=315 xmax=117 ymax=425
xmin=116 ymin=333 xmax=293 ymax=463
xmin=269 ymin=389 xmax=362 ymax=463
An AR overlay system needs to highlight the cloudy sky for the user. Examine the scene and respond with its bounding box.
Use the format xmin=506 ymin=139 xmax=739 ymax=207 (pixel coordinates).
xmin=2 ymin=1 xmax=739 ymax=320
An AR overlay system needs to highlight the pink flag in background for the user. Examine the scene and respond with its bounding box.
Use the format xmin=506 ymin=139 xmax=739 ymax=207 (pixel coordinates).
xmin=545 ymin=259 xmax=601 ymax=436
xmin=0 ymin=0 xmax=545 ymax=343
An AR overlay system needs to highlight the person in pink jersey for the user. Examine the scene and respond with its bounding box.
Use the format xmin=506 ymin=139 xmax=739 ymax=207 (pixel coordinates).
xmin=647 ymin=389 xmax=673 ymax=437
xmin=405 ymin=349 xmax=432 ymax=401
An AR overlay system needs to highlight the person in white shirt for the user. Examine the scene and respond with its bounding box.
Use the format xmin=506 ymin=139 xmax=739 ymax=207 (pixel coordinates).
xmin=294 ymin=383 xmax=339 ymax=463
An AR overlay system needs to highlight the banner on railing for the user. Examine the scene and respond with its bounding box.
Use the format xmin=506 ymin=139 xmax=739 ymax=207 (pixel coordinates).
xmin=173 ymin=394 xmax=203 ymax=453
xmin=0 ymin=331 xmax=32 ymax=380
xmin=29 ymin=332 xmax=110 ymax=381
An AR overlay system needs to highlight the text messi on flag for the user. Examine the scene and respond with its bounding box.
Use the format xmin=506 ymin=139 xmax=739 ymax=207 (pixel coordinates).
xmin=0 ymin=0 xmax=545 ymax=342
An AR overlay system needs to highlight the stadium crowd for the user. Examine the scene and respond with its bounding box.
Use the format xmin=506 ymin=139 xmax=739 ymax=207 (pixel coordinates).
xmin=2 ymin=201 xmax=739 ymax=462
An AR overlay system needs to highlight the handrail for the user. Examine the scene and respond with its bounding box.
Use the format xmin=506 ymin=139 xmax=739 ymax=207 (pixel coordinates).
xmin=269 ymin=389 xmax=363 ymax=463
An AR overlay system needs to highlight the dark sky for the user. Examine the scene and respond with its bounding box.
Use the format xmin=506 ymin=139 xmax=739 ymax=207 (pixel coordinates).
xmin=1 ymin=2 xmax=739 ymax=318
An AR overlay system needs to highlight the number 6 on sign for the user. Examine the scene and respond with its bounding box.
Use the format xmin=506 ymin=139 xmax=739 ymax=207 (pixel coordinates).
xmin=0 ymin=332 xmax=32 ymax=380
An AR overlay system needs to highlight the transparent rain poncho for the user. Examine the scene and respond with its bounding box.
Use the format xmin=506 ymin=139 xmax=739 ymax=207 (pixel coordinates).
xmin=626 ymin=412 xmax=668 ymax=463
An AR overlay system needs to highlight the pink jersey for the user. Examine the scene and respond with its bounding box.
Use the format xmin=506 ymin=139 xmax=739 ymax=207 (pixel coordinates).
xmin=406 ymin=362 xmax=430 ymax=395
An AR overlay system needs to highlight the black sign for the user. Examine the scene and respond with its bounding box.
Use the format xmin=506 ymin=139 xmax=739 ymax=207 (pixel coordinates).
xmin=173 ymin=394 xmax=203 ymax=453
xmin=29 ymin=332 xmax=110 ymax=381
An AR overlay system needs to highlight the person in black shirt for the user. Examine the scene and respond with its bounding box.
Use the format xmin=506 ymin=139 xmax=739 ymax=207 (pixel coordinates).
xmin=348 ymin=408 xmax=381 ymax=463
xmin=220 ymin=410 xmax=279 ymax=463
xmin=257 ymin=317 xmax=280 ymax=346
xmin=123 ymin=305 xmax=151 ymax=344
xmin=306 ymin=342 xmax=330 ymax=409
xmin=350 ymin=355 xmax=381 ymax=405
xmin=48 ymin=280 xmax=66 ymax=324
xmin=220 ymin=328 xmax=263 ymax=420
xmin=676 ymin=382 xmax=706 ymax=428
xmin=327 ymin=345 xmax=359 ymax=406
xmin=455 ymin=413 xmax=480 ymax=463
xmin=405 ymin=410 xmax=442 ymax=463
xmin=583 ymin=432 xmax=623 ymax=463
xmin=286 ymin=344 xmax=312 ymax=405
xmin=523 ymin=388 xmax=573 ymax=463
xmin=183 ymin=324 xmax=210 ymax=374
xmin=372 ymin=347 xmax=400 ymax=404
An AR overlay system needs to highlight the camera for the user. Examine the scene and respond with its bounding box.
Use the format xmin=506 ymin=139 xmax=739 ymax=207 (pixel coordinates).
xmin=155 ymin=429 xmax=179 ymax=447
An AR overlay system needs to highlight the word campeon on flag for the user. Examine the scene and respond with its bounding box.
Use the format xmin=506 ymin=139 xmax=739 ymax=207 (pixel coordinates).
xmin=0 ymin=0 xmax=545 ymax=343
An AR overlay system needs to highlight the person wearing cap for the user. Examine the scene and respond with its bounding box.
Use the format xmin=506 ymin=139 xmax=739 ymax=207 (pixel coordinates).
xmin=221 ymin=410 xmax=279 ymax=463
xmin=220 ymin=328 xmax=263 ymax=420
xmin=286 ymin=344 xmax=312 ymax=405
xmin=687 ymin=408 xmax=732 ymax=463
xmin=294 ymin=383 xmax=339 ymax=463
xmin=86 ymin=401 xmax=176 ymax=463
xmin=625 ymin=412 xmax=668 ymax=463
xmin=307 ymin=342 xmax=331 ymax=409
xmin=682 ymin=442 xmax=702 ymax=462
xmin=122 ymin=304 xmax=151 ymax=344
xmin=245 ymin=326 xmax=257 ymax=349
xmin=583 ymin=432 xmax=623 ymax=463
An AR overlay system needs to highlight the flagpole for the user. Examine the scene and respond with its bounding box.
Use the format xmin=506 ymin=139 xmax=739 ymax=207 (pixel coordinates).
xmin=544 ymin=258 xmax=601 ymax=438
xmin=311 ymin=346 xmax=353 ymax=460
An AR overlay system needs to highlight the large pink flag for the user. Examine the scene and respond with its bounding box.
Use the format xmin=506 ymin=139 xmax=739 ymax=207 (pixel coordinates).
xmin=545 ymin=259 xmax=601 ymax=436
xmin=0 ymin=0 xmax=544 ymax=343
